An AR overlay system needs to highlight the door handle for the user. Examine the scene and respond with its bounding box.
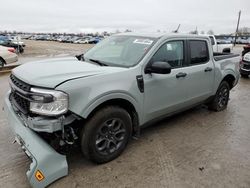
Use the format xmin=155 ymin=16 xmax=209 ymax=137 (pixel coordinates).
xmin=176 ymin=72 xmax=187 ymax=78
xmin=204 ymin=67 xmax=213 ymax=72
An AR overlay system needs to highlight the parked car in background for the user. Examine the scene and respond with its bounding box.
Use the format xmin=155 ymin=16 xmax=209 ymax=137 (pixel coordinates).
xmin=236 ymin=37 xmax=250 ymax=44
xmin=240 ymin=52 xmax=250 ymax=78
xmin=216 ymin=39 xmax=231 ymax=44
xmin=0 ymin=45 xmax=18 ymax=67
xmin=59 ymin=36 xmax=72 ymax=43
xmin=74 ymin=37 xmax=91 ymax=44
xmin=10 ymin=36 xmax=26 ymax=47
xmin=88 ymin=37 xmax=101 ymax=44
xmin=36 ymin=35 xmax=50 ymax=41
xmin=0 ymin=35 xmax=24 ymax=53
xmin=209 ymin=35 xmax=233 ymax=53
xmin=242 ymin=44 xmax=250 ymax=56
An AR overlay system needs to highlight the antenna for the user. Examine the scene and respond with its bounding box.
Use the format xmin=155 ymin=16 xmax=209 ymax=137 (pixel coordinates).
xmin=173 ymin=24 xmax=181 ymax=33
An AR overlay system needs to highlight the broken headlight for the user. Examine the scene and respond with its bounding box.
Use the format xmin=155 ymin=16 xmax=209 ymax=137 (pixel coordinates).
xmin=30 ymin=88 xmax=68 ymax=116
xmin=243 ymin=54 xmax=250 ymax=62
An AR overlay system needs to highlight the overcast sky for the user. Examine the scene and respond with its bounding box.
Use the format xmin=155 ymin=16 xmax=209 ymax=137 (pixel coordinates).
xmin=1 ymin=0 xmax=249 ymax=34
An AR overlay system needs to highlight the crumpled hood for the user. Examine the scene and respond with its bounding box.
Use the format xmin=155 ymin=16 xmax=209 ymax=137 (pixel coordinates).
xmin=12 ymin=57 xmax=125 ymax=88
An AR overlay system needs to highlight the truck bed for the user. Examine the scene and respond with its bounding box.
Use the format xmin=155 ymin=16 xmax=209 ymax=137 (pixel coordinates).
xmin=213 ymin=52 xmax=240 ymax=61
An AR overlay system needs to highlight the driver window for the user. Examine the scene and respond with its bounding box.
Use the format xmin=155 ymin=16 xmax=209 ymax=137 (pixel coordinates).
xmin=151 ymin=41 xmax=184 ymax=68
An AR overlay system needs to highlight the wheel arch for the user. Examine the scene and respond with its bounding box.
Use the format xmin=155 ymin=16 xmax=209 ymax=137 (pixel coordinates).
xmin=221 ymin=74 xmax=236 ymax=89
xmin=81 ymin=95 xmax=141 ymax=137
xmin=0 ymin=56 xmax=6 ymax=64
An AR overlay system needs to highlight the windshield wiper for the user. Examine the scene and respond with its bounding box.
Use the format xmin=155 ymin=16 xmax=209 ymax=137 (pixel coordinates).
xmin=89 ymin=58 xmax=108 ymax=66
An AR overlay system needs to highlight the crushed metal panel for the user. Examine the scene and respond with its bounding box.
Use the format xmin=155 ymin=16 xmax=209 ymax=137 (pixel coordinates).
xmin=4 ymin=91 xmax=68 ymax=188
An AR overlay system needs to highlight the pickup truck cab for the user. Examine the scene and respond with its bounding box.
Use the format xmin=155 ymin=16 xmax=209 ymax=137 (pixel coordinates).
xmin=208 ymin=35 xmax=233 ymax=53
xmin=4 ymin=33 xmax=240 ymax=187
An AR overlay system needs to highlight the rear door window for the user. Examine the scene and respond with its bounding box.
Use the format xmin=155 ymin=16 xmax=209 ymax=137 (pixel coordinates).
xmin=189 ymin=40 xmax=209 ymax=65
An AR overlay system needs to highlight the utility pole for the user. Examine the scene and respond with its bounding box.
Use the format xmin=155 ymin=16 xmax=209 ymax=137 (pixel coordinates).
xmin=234 ymin=10 xmax=241 ymax=46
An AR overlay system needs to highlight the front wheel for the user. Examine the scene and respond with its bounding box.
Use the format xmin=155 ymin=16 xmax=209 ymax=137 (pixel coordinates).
xmin=208 ymin=81 xmax=230 ymax=111
xmin=81 ymin=106 xmax=132 ymax=164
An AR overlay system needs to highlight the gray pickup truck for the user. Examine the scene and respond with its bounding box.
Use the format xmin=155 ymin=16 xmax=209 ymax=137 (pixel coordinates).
xmin=4 ymin=33 xmax=240 ymax=187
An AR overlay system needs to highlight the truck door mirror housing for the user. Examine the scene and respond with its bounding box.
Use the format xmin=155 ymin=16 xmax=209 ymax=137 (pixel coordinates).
xmin=145 ymin=61 xmax=172 ymax=74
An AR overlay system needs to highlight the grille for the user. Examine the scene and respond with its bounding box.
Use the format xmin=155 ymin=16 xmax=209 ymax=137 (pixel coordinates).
xmin=243 ymin=64 xmax=250 ymax=69
xmin=10 ymin=74 xmax=31 ymax=114
xmin=10 ymin=74 xmax=31 ymax=92
xmin=11 ymin=92 xmax=30 ymax=114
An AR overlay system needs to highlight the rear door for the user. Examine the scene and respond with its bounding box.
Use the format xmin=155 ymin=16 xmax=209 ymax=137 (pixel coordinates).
xmin=184 ymin=39 xmax=214 ymax=104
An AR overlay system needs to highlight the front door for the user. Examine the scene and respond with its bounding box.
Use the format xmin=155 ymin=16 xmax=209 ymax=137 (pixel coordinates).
xmin=143 ymin=40 xmax=191 ymax=122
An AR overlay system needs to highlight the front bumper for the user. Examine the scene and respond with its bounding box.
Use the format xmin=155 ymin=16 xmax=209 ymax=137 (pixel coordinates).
xmin=4 ymin=91 xmax=68 ymax=188
xmin=240 ymin=68 xmax=250 ymax=75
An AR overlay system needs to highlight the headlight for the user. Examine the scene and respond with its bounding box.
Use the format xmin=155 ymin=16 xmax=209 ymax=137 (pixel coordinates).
xmin=243 ymin=54 xmax=250 ymax=62
xmin=30 ymin=88 xmax=68 ymax=116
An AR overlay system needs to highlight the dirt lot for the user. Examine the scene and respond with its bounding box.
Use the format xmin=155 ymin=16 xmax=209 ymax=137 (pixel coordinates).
xmin=0 ymin=41 xmax=250 ymax=188
xmin=22 ymin=39 xmax=93 ymax=57
xmin=14 ymin=40 xmax=94 ymax=64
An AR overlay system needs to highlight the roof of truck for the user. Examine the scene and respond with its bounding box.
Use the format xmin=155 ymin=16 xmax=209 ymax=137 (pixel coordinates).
xmin=117 ymin=32 xmax=209 ymax=39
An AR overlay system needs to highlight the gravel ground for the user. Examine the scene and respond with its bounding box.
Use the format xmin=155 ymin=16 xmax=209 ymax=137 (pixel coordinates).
xmin=0 ymin=41 xmax=250 ymax=188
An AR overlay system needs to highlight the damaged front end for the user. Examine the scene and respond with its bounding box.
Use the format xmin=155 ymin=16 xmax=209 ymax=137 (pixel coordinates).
xmin=4 ymin=74 xmax=81 ymax=187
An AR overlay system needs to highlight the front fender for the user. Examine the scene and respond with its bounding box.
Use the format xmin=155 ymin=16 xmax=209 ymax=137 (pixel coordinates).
xmin=80 ymin=92 xmax=142 ymax=124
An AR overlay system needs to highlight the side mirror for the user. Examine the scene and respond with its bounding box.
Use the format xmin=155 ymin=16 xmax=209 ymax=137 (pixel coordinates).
xmin=145 ymin=61 xmax=172 ymax=74
xmin=75 ymin=53 xmax=84 ymax=61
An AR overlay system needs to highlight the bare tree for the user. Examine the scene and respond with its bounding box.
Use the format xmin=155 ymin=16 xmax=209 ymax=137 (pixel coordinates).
xmin=238 ymin=27 xmax=250 ymax=35
xmin=207 ymin=30 xmax=214 ymax=35
xmin=115 ymin=29 xmax=121 ymax=34
xmin=189 ymin=30 xmax=198 ymax=34
xmin=124 ymin=29 xmax=132 ymax=32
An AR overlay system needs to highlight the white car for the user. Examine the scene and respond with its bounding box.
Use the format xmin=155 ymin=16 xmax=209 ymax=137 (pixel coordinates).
xmin=10 ymin=36 xmax=25 ymax=47
xmin=208 ymin=35 xmax=233 ymax=53
xmin=0 ymin=45 xmax=18 ymax=67
xmin=73 ymin=37 xmax=90 ymax=44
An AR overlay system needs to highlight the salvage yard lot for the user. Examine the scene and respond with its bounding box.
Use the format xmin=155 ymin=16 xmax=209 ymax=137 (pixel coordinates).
xmin=0 ymin=41 xmax=250 ymax=188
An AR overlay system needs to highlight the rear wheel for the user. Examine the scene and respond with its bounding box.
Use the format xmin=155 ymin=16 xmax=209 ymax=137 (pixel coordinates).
xmin=208 ymin=81 xmax=230 ymax=111
xmin=81 ymin=106 xmax=132 ymax=164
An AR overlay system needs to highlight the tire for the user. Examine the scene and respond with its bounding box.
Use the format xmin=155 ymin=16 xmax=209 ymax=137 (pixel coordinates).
xmin=208 ymin=81 xmax=230 ymax=111
xmin=0 ymin=58 xmax=5 ymax=68
xmin=241 ymin=73 xmax=249 ymax=78
xmin=81 ymin=106 xmax=132 ymax=164
xmin=16 ymin=46 xmax=24 ymax=53
xmin=222 ymin=48 xmax=231 ymax=53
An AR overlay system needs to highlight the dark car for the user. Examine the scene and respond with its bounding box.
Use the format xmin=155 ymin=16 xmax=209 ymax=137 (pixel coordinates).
xmin=242 ymin=44 xmax=250 ymax=56
xmin=88 ymin=37 xmax=101 ymax=44
xmin=0 ymin=35 xmax=24 ymax=53
xmin=240 ymin=45 xmax=250 ymax=78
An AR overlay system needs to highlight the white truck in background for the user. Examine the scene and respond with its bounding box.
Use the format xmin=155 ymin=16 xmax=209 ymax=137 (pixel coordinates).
xmin=208 ymin=35 xmax=233 ymax=53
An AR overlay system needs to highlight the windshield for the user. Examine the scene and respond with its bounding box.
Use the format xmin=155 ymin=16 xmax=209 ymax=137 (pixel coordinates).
xmin=84 ymin=35 xmax=156 ymax=67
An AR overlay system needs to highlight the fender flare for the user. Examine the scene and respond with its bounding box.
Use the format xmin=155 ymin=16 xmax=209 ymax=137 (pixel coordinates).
xmin=80 ymin=92 xmax=142 ymax=124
